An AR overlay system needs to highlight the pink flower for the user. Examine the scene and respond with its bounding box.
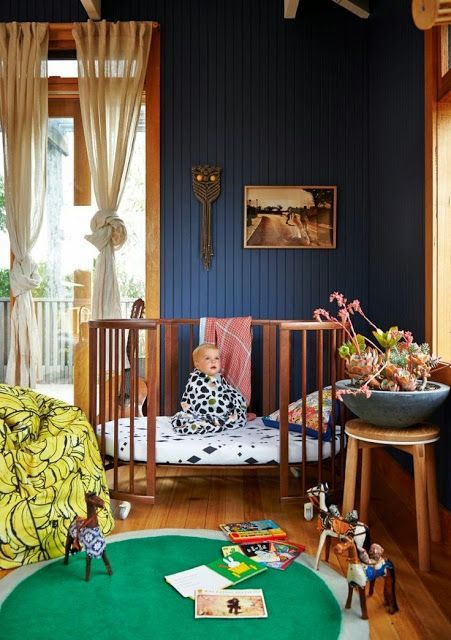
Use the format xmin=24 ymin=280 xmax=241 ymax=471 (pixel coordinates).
xmin=347 ymin=300 xmax=362 ymax=314
xmin=330 ymin=292 xmax=347 ymax=306
xmin=313 ymin=308 xmax=330 ymax=321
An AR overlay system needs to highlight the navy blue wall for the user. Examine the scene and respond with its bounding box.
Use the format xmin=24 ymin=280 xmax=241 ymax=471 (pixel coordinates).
xmin=368 ymin=0 xmax=424 ymax=338
xmin=368 ymin=0 xmax=451 ymax=511
xmin=0 ymin=0 xmax=370 ymax=319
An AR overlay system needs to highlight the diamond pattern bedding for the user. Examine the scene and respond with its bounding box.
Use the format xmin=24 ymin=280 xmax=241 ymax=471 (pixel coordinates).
xmin=96 ymin=417 xmax=341 ymax=465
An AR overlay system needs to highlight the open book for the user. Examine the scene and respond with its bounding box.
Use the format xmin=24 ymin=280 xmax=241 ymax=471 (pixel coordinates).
xmin=165 ymin=552 xmax=267 ymax=599
xmin=222 ymin=540 xmax=305 ymax=570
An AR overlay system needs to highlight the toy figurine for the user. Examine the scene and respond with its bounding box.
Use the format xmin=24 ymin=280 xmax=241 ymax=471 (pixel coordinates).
xmin=335 ymin=538 xmax=398 ymax=619
xmin=306 ymin=483 xmax=371 ymax=570
xmin=64 ymin=492 xmax=113 ymax=581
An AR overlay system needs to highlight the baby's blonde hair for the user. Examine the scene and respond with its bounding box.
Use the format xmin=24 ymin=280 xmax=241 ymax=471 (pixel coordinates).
xmin=192 ymin=342 xmax=218 ymax=365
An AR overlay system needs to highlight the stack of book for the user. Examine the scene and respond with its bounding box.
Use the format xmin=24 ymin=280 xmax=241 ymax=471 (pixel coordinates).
xmin=219 ymin=519 xmax=288 ymax=543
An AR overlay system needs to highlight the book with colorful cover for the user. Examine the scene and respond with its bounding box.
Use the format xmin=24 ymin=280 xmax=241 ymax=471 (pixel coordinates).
xmin=165 ymin=552 xmax=267 ymax=599
xmin=222 ymin=540 xmax=305 ymax=570
xmin=219 ymin=519 xmax=287 ymax=543
xmin=195 ymin=589 xmax=268 ymax=619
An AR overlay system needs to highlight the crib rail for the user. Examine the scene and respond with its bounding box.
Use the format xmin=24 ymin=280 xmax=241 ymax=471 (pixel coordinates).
xmin=89 ymin=318 xmax=346 ymax=504
xmin=89 ymin=319 xmax=158 ymax=503
xmin=278 ymin=321 xmax=346 ymax=501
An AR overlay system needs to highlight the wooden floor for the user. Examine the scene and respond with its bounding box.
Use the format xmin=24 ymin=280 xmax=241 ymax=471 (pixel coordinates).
xmin=2 ymin=465 xmax=451 ymax=639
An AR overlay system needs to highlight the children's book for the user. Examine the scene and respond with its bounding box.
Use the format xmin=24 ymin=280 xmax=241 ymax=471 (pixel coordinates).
xmin=165 ymin=552 xmax=267 ymax=599
xmin=219 ymin=519 xmax=287 ymax=543
xmin=195 ymin=589 xmax=268 ymax=619
xmin=222 ymin=540 xmax=305 ymax=570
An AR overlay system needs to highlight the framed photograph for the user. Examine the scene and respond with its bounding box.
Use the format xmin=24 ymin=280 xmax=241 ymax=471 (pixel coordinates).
xmin=244 ymin=185 xmax=337 ymax=249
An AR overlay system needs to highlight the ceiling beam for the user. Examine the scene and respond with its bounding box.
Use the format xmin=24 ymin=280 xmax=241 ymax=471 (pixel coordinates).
xmin=80 ymin=0 xmax=101 ymax=21
xmin=284 ymin=0 xmax=300 ymax=19
xmin=330 ymin=0 xmax=370 ymax=19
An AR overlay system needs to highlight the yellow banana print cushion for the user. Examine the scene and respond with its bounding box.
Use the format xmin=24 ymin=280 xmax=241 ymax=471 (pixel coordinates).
xmin=0 ymin=384 xmax=114 ymax=569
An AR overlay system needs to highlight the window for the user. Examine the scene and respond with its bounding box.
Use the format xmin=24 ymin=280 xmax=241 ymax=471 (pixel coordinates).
xmin=0 ymin=24 xmax=160 ymax=401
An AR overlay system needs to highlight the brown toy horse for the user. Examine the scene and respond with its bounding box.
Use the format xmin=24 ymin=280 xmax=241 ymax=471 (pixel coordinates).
xmin=64 ymin=492 xmax=113 ymax=581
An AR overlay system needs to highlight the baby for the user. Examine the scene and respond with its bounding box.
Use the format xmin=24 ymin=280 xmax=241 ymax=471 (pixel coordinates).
xmin=171 ymin=343 xmax=247 ymax=435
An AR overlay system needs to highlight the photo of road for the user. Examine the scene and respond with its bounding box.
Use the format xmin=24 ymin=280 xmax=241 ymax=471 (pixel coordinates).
xmin=244 ymin=186 xmax=336 ymax=249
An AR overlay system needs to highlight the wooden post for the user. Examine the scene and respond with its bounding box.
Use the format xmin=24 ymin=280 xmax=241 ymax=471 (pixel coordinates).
xmin=73 ymin=269 xmax=91 ymax=414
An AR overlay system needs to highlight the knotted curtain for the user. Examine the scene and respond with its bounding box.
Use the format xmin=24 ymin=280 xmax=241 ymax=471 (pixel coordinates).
xmin=73 ymin=20 xmax=152 ymax=319
xmin=0 ymin=22 xmax=48 ymax=387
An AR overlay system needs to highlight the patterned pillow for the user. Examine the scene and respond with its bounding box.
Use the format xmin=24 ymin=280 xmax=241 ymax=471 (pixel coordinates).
xmin=262 ymin=387 xmax=336 ymax=441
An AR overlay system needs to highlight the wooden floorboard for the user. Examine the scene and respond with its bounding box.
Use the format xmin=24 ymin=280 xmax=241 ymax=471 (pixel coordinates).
xmin=1 ymin=466 xmax=451 ymax=639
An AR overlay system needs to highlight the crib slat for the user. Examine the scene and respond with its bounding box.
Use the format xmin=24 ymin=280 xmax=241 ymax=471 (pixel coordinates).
xmin=316 ymin=330 xmax=324 ymax=484
xmin=113 ymin=329 xmax=120 ymax=492
xmin=98 ymin=328 xmax=106 ymax=461
xmin=129 ymin=328 xmax=136 ymax=494
xmin=262 ymin=323 xmax=270 ymax=416
xmin=279 ymin=327 xmax=290 ymax=500
xmin=268 ymin=324 xmax=278 ymax=414
xmin=301 ymin=329 xmax=307 ymax=497
xmin=146 ymin=328 xmax=157 ymax=499
xmin=164 ymin=323 xmax=179 ymax=414
xmin=330 ymin=330 xmax=337 ymax=491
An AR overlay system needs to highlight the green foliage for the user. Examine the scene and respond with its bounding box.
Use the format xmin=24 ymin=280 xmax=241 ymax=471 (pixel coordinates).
xmin=0 ymin=268 xmax=9 ymax=297
xmin=372 ymin=327 xmax=403 ymax=350
xmin=0 ymin=263 xmax=53 ymax=298
xmin=117 ymin=270 xmax=144 ymax=299
xmin=338 ymin=334 xmax=366 ymax=359
xmin=31 ymin=263 xmax=50 ymax=298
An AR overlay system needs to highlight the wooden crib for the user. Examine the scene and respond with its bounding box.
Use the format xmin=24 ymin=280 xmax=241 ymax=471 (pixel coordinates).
xmin=89 ymin=318 xmax=346 ymax=504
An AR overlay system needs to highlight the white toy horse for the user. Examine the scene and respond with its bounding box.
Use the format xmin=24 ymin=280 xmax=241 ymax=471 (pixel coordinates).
xmin=306 ymin=482 xmax=371 ymax=570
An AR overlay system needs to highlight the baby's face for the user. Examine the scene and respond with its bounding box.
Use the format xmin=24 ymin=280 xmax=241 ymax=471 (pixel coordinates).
xmin=195 ymin=348 xmax=221 ymax=376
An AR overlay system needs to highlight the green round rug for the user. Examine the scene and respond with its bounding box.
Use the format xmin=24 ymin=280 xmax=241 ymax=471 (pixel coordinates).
xmin=0 ymin=529 xmax=368 ymax=640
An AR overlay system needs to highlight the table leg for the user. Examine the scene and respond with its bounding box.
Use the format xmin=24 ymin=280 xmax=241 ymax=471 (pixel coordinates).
xmin=342 ymin=435 xmax=359 ymax=515
xmin=413 ymin=444 xmax=430 ymax=571
xmin=425 ymin=443 xmax=441 ymax=543
xmin=360 ymin=447 xmax=372 ymax=524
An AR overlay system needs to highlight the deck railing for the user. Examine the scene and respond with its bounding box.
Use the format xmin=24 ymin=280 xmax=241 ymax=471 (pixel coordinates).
xmin=0 ymin=298 xmax=134 ymax=384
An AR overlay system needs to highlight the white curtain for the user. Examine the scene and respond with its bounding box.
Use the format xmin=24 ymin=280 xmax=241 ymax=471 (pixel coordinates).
xmin=73 ymin=20 xmax=152 ymax=320
xmin=0 ymin=22 xmax=48 ymax=387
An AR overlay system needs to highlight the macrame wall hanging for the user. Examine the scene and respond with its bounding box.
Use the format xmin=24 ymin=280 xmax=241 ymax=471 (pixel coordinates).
xmin=192 ymin=165 xmax=222 ymax=270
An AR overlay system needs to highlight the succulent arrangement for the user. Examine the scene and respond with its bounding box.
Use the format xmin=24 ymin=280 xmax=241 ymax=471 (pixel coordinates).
xmin=314 ymin=292 xmax=442 ymax=397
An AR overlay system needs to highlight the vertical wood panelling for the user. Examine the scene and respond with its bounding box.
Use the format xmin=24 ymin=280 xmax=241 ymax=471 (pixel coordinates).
xmin=368 ymin=0 xmax=451 ymax=511
xmin=368 ymin=0 xmax=424 ymax=338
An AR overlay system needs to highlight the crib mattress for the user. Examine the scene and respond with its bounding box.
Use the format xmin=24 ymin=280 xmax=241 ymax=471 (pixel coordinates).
xmin=96 ymin=417 xmax=341 ymax=465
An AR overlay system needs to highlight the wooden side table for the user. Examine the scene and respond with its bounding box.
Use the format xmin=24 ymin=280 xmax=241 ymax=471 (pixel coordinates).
xmin=342 ymin=418 xmax=441 ymax=572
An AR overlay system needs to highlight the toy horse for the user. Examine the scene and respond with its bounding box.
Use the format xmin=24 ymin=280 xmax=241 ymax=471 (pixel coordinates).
xmin=335 ymin=538 xmax=398 ymax=620
xmin=64 ymin=492 xmax=113 ymax=581
xmin=307 ymin=482 xmax=371 ymax=570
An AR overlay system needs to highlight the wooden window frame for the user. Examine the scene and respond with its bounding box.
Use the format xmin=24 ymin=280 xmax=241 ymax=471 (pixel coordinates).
xmin=48 ymin=22 xmax=161 ymax=318
xmin=425 ymin=27 xmax=451 ymax=385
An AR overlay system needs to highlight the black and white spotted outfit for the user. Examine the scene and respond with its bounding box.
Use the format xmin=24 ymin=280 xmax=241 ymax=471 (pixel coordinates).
xmin=171 ymin=368 xmax=247 ymax=435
